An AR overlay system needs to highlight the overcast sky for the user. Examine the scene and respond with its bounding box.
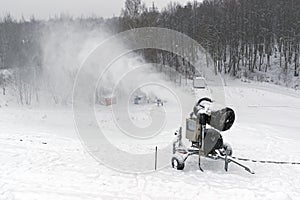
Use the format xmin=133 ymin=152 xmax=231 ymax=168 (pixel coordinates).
xmin=0 ymin=0 xmax=192 ymax=20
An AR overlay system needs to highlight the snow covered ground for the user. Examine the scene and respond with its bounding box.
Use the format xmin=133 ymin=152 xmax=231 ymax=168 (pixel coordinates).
xmin=1 ymin=80 xmax=300 ymax=200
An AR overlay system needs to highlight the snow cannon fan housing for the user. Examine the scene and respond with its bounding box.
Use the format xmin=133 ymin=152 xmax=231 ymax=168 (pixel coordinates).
xmin=193 ymin=98 xmax=235 ymax=132
xmin=209 ymin=107 xmax=235 ymax=131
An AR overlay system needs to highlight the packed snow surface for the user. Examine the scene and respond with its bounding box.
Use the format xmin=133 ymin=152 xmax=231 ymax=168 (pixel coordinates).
xmin=1 ymin=80 xmax=300 ymax=200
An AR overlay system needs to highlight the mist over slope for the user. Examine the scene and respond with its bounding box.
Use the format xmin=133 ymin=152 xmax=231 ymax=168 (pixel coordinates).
xmin=1 ymin=21 xmax=195 ymax=107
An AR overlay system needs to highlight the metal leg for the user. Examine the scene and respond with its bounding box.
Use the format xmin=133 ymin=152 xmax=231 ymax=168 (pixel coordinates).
xmin=198 ymin=146 xmax=204 ymax=172
xmin=216 ymin=153 xmax=254 ymax=174
xmin=198 ymin=125 xmax=205 ymax=172
xmin=224 ymin=155 xmax=229 ymax=171
xmin=226 ymin=157 xmax=255 ymax=174
xmin=198 ymin=155 xmax=204 ymax=172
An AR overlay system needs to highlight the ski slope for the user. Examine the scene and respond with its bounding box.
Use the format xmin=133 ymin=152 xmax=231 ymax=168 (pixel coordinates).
xmin=1 ymin=81 xmax=300 ymax=200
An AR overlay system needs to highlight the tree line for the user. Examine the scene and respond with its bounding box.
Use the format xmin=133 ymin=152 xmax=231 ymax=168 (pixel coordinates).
xmin=120 ymin=0 xmax=300 ymax=85
xmin=0 ymin=0 xmax=299 ymax=104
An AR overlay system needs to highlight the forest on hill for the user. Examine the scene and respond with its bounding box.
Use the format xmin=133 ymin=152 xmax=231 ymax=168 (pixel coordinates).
xmin=0 ymin=0 xmax=299 ymax=105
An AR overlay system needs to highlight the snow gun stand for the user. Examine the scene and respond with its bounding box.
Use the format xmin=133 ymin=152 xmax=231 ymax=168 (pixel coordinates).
xmin=171 ymin=97 xmax=254 ymax=174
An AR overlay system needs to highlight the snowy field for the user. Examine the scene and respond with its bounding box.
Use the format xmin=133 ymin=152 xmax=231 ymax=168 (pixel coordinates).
xmin=1 ymin=80 xmax=300 ymax=200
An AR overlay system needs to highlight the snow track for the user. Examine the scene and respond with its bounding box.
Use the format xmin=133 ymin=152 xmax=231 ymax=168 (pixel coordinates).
xmin=1 ymin=81 xmax=300 ymax=199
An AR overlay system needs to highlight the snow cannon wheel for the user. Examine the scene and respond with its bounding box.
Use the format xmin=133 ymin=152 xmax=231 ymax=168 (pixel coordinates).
xmin=171 ymin=157 xmax=185 ymax=170
xmin=222 ymin=143 xmax=233 ymax=156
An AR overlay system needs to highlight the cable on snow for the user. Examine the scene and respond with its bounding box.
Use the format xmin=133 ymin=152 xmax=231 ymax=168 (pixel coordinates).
xmin=231 ymin=156 xmax=300 ymax=165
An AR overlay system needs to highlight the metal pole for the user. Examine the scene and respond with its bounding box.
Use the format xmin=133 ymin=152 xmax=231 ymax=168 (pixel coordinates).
xmin=201 ymin=125 xmax=205 ymax=151
xmin=178 ymin=127 xmax=182 ymax=147
xmin=155 ymin=146 xmax=158 ymax=171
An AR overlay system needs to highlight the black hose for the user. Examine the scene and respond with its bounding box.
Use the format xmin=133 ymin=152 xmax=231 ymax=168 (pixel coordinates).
xmin=196 ymin=97 xmax=212 ymax=108
xmin=231 ymin=156 xmax=300 ymax=165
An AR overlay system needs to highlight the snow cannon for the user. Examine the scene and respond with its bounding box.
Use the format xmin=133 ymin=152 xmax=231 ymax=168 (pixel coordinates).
xmin=172 ymin=97 xmax=254 ymax=174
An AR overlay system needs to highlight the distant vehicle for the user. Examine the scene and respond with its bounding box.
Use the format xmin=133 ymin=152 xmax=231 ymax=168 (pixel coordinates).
xmin=134 ymin=96 xmax=143 ymax=104
xmin=95 ymin=87 xmax=117 ymax=106
xmin=193 ymin=76 xmax=206 ymax=89
xmin=156 ymin=98 xmax=164 ymax=107
xmin=99 ymin=95 xmax=117 ymax=106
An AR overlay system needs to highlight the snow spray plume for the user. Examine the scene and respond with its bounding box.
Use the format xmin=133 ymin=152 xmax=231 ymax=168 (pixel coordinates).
xmin=40 ymin=21 xmax=180 ymax=105
xmin=73 ymin=27 xmax=225 ymax=173
xmin=40 ymin=21 xmax=109 ymax=104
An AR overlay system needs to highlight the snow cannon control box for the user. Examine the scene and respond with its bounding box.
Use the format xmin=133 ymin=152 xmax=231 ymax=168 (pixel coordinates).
xmin=186 ymin=118 xmax=201 ymax=142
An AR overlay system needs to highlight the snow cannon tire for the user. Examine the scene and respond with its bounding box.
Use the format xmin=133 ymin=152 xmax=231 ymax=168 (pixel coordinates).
xmin=222 ymin=143 xmax=233 ymax=156
xmin=171 ymin=157 xmax=185 ymax=170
